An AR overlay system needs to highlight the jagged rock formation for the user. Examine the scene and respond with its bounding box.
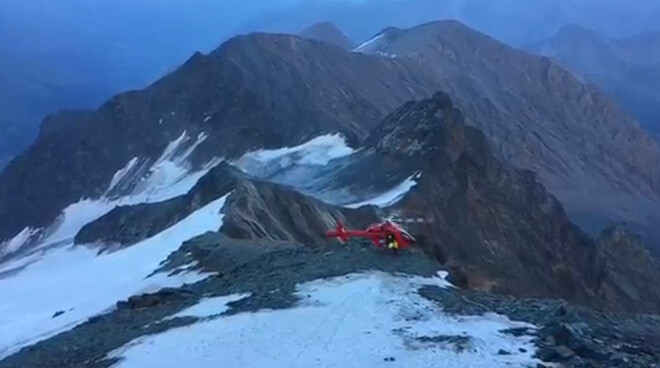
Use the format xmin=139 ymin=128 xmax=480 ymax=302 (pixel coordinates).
xmin=594 ymin=225 xmax=660 ymax=314
xmin=341 ymin=91 xmax=660 ymax=313
xmin=75 ymin=161 xmax=378 ymax=249
xmin=72 ymin=90 xmax=660 ymax=314
xmin=299 ymin=21 xmax=355 ymax=49
xmin=221 ymin=180 xmax=378 ymax=246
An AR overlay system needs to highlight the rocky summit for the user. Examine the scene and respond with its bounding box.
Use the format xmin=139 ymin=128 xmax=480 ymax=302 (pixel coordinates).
xmin=299 ymin=21 xmax=356 ymax=50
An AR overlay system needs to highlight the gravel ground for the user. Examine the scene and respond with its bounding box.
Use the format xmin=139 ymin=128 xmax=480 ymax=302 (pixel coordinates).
xmin=1 ymin=233 xmax=658 ymax=368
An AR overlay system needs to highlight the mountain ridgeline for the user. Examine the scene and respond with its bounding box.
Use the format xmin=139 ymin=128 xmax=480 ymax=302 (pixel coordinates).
xmin=529 ymin=24 xmax=660 ymax=141
xmin=3 ymin=21 xmax=660 ymax=255
xmin=70 ymin=91 xmax=660 ymax=314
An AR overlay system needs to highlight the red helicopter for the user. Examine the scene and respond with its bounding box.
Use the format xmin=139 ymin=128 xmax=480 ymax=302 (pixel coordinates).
xmin=324 ymin=220 xmax=416 ymax=249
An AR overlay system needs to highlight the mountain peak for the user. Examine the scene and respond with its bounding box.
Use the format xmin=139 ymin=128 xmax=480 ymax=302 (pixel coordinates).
xmin=551 ymin=24 xmax=606 ymax=47
xmin=299 ymin=21 xmax=355 ymax=50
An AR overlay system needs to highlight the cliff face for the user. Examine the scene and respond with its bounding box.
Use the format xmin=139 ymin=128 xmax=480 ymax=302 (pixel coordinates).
xmin=594 ymin=225 xmax=660 ymax=314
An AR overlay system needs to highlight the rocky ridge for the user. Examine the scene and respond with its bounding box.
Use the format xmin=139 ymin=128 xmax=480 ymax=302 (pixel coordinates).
xmin=74 ymin=92 xmax=660 ymax=315
xmin=529 ymin=25 xmax=660 ymax=140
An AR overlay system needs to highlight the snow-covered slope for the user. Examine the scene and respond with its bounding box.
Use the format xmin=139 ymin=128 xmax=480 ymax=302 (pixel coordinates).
xmin=232 ymin=134 xmax=420 ymax=209
xmin=0 ymin=195 xmax=229 ymax=359
xmin=109 ymin=272 xmax=543 ymax=368
xmin=0 ymin=131 xmax=219 ymax=261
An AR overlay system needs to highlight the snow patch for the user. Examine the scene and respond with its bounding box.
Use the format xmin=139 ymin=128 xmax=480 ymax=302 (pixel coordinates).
xmin=232 ymin=134 xmax=354 ymax=179
xmin=109 ymin=271 xmax=542 ymax=368
xmin=0 ymin=195 xmax=230 ymax=359
xmin=353 ymin=34 xmax=387 ymax=53
xmin=345 ymin=173 xmax=420 ymax=209
xmin=0 ymin=227 xmax=38 ymax=259
xmin=23 ymin=132 xmax=218 ymax=252
xmin=107 ymin=157 xmax=139 ymax=193
xmin=167 ymin=293 xmax=251 ymax=320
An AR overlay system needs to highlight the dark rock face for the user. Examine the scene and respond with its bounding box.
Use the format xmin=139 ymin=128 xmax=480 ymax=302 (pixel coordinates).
xmin=74 ymin=196 xmax=195 ymax=250
xmin=115 ymin=288 xmax=196 ymax=311
xmin=594 ymin=225 xmax=660 ymax=314
xmin=340 ymin=92 xmax=660 ymax=313
xmin=299 ymin=21 xmax=356 ymax=50
xmin=221 ymin=179 xmax=378 ymax=246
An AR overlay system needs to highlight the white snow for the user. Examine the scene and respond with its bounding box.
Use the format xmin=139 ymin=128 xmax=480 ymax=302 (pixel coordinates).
xmin=106 ymin=157 xmax=139 ymax=193
xmin=166 ymin=293 xmax=251 ymax=320
xmin=353 ymin=34 xmax=386 ymax=53
xmin=23 ymin=132 xmax=217 ymax=252
xmin=0 ymin=227 xmax=38 ymax=259
xmin=0 ymin=195 xmax=230 ymax=359
xmin=344 ymin=173 xmax=420 ymax=209
xmin=109 ymin=271 xmax=543 ymax=368
xmin=234 ymin=134 xmax=354 ymax=172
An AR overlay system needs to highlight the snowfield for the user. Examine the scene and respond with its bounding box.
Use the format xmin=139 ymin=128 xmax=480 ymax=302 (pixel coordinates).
xmin=109 ymin=272 xmax=544 ymax=368
xmin=354 ymin=34 xmax=388 ymax=53
xmin=232 ymin=133 xmax=354 ymax=179
xmin=344 ymin=173 xmax=421 ymax=209
xmin=0 ymin=195 xmax=229 ymax=359
xmin=0 ymin=131 xmax=218 ymax=261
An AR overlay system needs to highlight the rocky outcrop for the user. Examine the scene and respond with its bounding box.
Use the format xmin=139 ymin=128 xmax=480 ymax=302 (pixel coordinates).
xmin=340 ymin=91 xmax=660 ymax=313
xmin=221 ymin=180 xmax=378 ymax=246
xmin=299 ymin=21 xmax=355 ymax=49
xmin=594 ymin=225 xmax=660 ymax=314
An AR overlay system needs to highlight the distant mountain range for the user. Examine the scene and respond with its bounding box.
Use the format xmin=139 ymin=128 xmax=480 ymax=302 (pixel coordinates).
xmin=239 ymin=0 xmax=660 ymax=47
xmin=529 ymin=25 xmax=660 ymax=140
xmin=0 ymin=0 xmax=304 ymax=169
